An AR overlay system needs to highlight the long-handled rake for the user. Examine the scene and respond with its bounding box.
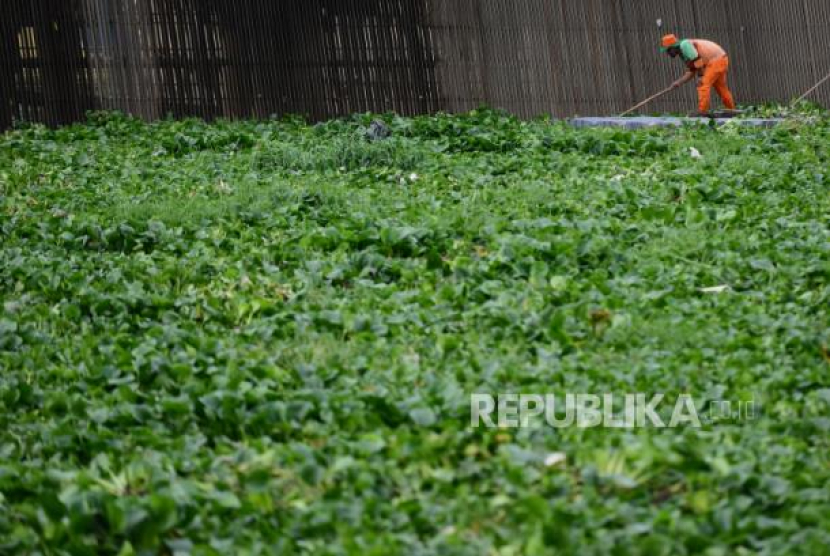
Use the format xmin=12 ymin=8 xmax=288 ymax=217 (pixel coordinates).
xmin=794 ymin=70 xmax=830 ymax=104
xmin=619 ymin=86 xmax=674 ymax=117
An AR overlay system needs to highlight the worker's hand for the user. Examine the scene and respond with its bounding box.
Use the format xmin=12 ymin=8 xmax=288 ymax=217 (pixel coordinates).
xmin=670 ymin=81 xmax=681 ymax=90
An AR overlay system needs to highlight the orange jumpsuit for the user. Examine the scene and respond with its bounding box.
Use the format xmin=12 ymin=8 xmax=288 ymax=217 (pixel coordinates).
xmin=682 ymin=39 xmax=736 ymax=113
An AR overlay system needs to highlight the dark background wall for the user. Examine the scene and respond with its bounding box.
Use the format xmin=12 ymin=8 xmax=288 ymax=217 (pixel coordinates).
xmin=429 ymin=0 xmax=830 ymax=116
xmin=1 ymin=0 xmax=829 ymax=128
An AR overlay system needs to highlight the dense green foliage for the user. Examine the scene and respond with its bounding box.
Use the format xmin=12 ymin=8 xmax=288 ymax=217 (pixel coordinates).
xmin=1 ymin=110 xmax=829 ymax=555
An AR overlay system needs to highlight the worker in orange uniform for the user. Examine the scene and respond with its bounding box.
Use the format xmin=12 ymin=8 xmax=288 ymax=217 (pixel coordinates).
xmin=661 ymin=34 xmax=736 ymax=115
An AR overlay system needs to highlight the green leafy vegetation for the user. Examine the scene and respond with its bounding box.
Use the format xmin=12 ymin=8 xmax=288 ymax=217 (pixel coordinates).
xmin=1 ymin=109 xmax=829 ymax=555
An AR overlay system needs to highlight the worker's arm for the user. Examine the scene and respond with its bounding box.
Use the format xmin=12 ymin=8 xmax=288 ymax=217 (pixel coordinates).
xmin=671 ymin=70 xmax=696 ymax=89
xmin=671 ymin=39 xmax=702 ymax=89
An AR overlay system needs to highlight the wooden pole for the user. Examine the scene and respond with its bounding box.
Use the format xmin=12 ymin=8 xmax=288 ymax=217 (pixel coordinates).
xmin=794 ymin=70 xmax=830 ymax=104
xmin=619 ymin=86 xmax=674 ymax=117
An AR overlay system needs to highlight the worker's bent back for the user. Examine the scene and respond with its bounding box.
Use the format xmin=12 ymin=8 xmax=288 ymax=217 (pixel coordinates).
xmin=689 ymin=39 xmax=727 ymax=65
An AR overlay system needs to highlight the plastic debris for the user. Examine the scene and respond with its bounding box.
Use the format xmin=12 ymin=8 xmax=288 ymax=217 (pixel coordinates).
xmin=699 ymin=285 xmax=731 ymax=294
xmin=544 ymin=452 xmax=567 ymax=467
xmin=366 ymin=120 xmax=391 ymax=141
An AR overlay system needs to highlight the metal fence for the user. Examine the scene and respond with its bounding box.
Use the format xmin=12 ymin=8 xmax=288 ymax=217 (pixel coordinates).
xmin=2 ymin=0 xmax=829 ymax=128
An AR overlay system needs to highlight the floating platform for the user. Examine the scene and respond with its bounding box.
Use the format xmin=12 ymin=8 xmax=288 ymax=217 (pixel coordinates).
xmin=570 ymin=116 xmax=785 ymax=129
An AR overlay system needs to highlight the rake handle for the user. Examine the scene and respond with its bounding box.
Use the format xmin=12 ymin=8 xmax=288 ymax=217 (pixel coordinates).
xmin=794 ymin=70 xmax=830 ymax=104
xmin=619 ymin=86 xmax=675 ymax=117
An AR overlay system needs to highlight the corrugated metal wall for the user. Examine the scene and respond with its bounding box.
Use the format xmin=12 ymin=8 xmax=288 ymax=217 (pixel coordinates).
xmin=2 ymin=0 xmax=829 ymax=128
xmin=429 ymin=0 xmax=830 ymax=117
